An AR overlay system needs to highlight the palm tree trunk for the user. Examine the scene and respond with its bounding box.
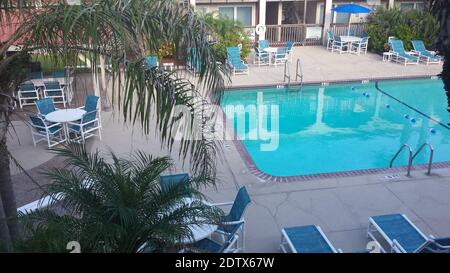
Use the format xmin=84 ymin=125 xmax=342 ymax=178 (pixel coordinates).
xmin=0 ymin=110 xmax=17 ymax=252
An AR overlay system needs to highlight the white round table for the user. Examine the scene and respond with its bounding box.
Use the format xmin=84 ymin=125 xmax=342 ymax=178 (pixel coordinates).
xmin=46 ymin=109 xmax=86 ymax=142
xmin=263 ymin=47 xmax=279 ymax=65
xmin=178 ymin=197 xmax=218 ymax=244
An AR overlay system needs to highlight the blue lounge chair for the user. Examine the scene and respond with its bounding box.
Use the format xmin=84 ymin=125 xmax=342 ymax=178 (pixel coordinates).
xmin=389 ymin=39 xmax=419 ymax=65
xmin=18 ymin=82 xmax=40 ymax=109
xmin=191 ymin=222 xmax=243 ymax=253
xmin=145 ymin=56 xmax=159 ymax=68
xmin=368 ymin=213 xmax=450 ymax=253
xmin=43 ymin=81 xmax=66 ymax=107
xmin=35 ymin=98 xmax=57 ymax=116
xmin=280 ymin=225 xmax=339 ymax=253
xmin=226 ymin=47 xmax=249 ymax=75
xmin=411 ymin=40 xmax=442 ymax=65
xmin=29 ymin=115 xmax=66 ymax=148
xmin=159 ymin=173 xmax=190 ymax=195
xmin=68 ymin=110 xmax=102 ymax=142
xmin=258 ymin=40 xmax=269 ymax=50
xmin=212 ymin=186 xmax=251 ymax=252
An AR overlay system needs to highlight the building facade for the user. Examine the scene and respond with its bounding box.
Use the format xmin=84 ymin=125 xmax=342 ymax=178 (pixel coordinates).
xmin=188 ymin=0 xmax=428 ymax=41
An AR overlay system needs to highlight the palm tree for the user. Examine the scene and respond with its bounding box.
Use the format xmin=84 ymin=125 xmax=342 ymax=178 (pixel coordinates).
xmin=0 ymin=0 xmax=226 ymax=251
xmin=13 ymin=144 xmax=222 ymax=253
xmin=431 ymin=0 xmax=450 ymax=125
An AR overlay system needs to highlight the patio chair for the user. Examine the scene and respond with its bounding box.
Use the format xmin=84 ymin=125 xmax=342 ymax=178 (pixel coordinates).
xmin=190 ymin=222 xmax=243 ymax=253
xmin=211 ymin=186 xmax=251 ymax=252
xmin=35 ymin=98 xmax=57 ymax=116
xmin=29 ymin=71 xmax=43 ymax=80
xmin=411 ymin=40 xmax=442 ymax=65
xmin=273 ymin=47 xmax=289 ymax=66
xmin=286 ymin=40 xmax=295 ymax=62
xmin=186 ymin=48 xmax=202 ymax=75
xmin=368 ymin=213 xmax=450 ymax=253
xmin=389 ymin=39 xmax=419 ymax=65
xmin=280 ymin=225 xmax=340 ymax=253
xmin=159 ymin=173 xmax=190 ymax=195
xmin=29 ymin=115 xmax=66 ymax=148
xmin=253 ymin=46 xmax=269 ymax=66
xmin=79 ymin=95 xmax=99 ymax=113
xmin=145 ymin=55 xmax=159 ymax=68
xmin=326 ymin=31 xmax=335 ymax=51
xmin=226 ymin=47 xmax=249 ymax=76
xmin=68 ymin=110 xmax=102 ymax=143
xmin=258 ymin=39 xmax=269 ymax=50
xmin=351 ymin=37 xmax=369 ymax=55
xmin=18 ymin=82 xmax=40 ymax=109
xmin=332 ymin=36 xmax=348 ymax=54
xmin=43 ymin=81 xmax=66 ymax=107
xmin=348 ymin=30 xmax=356 ymax=36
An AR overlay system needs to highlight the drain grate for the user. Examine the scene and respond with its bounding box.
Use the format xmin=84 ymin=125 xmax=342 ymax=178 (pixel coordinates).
xmin=384 ymin=174 xmax=400 ymax=181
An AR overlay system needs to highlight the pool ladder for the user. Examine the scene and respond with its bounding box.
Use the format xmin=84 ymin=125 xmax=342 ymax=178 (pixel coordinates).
xmin=390 ymin=143 xmax=434 ymax=176
xmin=283 ymin=58 xmax=303 ymax=88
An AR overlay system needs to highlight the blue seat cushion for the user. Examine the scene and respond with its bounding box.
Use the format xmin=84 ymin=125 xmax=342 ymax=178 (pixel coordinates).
xmin=372 ymin=214 xmax=426 ymax=253
xmin=20 ymin=92 xmax=38 ymax=98
xmin=283 ymin=225 xmax=334 ymax=253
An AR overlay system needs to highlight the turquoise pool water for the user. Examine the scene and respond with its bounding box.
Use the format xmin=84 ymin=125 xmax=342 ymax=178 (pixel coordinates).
xmin=221 ymin=79 xmax=450 ymax=176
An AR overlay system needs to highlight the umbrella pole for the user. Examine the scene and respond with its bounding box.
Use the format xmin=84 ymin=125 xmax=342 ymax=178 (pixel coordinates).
xmin=347 ymin=14 xmax=351 ymax=36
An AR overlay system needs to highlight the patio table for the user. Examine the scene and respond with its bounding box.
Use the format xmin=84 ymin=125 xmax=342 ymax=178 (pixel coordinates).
xmin=263 ymin=47 xmax=279 ymax=65
xmin=339 ymin=36 xmax=362 ymax=53
xmin=178 ymin=197 xmax=218 ymax=244
xmin=45 ymin=108 xmax=86 ymax=142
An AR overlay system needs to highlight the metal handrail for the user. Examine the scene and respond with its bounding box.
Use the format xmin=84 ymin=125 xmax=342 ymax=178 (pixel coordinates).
xmin=295 ymin=58 xmax=303 ymax=86
xmin=390 ymin=144 xmax=413 ymax=176
xmin=283 ymin=60 xmax=290 ymax=87
xmin=412 ymin=143 xmax=434 ymax=175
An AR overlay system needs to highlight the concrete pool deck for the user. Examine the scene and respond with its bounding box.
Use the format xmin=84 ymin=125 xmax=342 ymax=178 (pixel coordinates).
xmin=8 ymin=46 xmax=449 ymax=252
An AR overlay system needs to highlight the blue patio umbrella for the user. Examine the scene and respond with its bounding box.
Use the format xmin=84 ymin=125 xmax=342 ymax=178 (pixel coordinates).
xmin=332 ymin=4 xmax=371 ymax=36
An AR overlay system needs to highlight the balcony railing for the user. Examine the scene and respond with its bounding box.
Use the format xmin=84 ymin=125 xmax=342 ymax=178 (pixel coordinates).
xmin=245 ymin=24 xmax=324 ymax=46
xmin=330 ymin=23 xmax=368 ymax=37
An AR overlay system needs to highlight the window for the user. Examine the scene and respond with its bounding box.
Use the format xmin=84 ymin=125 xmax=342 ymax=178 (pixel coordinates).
xmin=236 ymin=7 xmax=252 ymax=26
xmin=219 ymin=7 xmax=234 ymax=21
xmin=219 ymin=6 xmax=253 ymax=26
xmin=318 ymin=4 xmax=324 ymax=25
xmin=400 ymin=3 xmax=414 ymax=11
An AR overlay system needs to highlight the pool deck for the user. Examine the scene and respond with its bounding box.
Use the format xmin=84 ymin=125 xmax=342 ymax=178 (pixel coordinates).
xmin=8 ymin=46 xmax=450 ymax=252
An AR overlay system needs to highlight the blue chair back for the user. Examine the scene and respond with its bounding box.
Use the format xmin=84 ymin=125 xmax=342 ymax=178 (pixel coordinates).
xmin=224 ymin=186 xmax=251 ymax=222
xmin=327 ymin=31 xmax=334 ymax=40
xmin=227 ymin=47 xmax=242 ymax=65
xmin=286 ymin=41 xmax=294 ymax=51
xmin=52 ymin=70 xmax=66 ymax=78
xmin=35 ymin=98 xmax=56 ymax=115
xmin=412 ymin=40 xmax=427 ymax=52
xmin=29 ymin=71 xmax=43 ymax=79
xmin=81 ymin=110 xmax=97 ymax=127
xmin=84 ymin=95 xmax=99 ymax=113
xmin=348 ymin=30 xmax=355 ymax=36
xmin=29 ymin=115 xmax=46 ymax=130
xmin=335 ymin=36 xmax=342 ymax=42
xmin=360 ymin=37 xmax=369 ymax=44
xmin=160 ymin=173 xmax=190 ymax=194
xmin=20 ymin=83 xmax=36 ymax=91
xmin=390 ymin=39 xmax=406 ymax=54
xmin=361 ymin=32 xmax=368 ymax=38
xmin=145 ymin=56 xmax=158 ymax=68
xmin=258 ymin=40 xmax=269 ymax=49
xmin=44 ymin=81 xmax=61 ymax=90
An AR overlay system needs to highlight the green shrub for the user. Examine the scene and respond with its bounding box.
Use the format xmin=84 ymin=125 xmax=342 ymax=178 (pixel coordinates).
xmin=366 ymin=7 xmax=438 ymax=53
xmin=201 ymin=12 xmax=251 ymax=63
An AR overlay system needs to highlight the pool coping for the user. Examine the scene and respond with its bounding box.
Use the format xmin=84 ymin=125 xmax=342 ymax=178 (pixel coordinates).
xmin=225 ymin=75 xmax=440 ymax=91
xmin=221 ymin=75 xmax=450 ymax=183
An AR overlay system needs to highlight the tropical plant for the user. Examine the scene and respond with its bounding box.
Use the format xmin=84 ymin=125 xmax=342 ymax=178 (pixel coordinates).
xmin=202 ymin=12 xmax=251 ymax=62
xmin=0 ymin=0 xmax=226 ymax=251
xmin=431 ymin=0 xmax=450 ymax=125
xmin=366 ymin=7 xmax=438 ymax=53
xmin=13 ymin=145 xmax=222 ymax=253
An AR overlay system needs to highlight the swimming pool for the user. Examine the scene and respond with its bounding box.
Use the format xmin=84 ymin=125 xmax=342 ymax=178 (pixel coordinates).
xmin=221 ymin=78 xmax=450 ymax=177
